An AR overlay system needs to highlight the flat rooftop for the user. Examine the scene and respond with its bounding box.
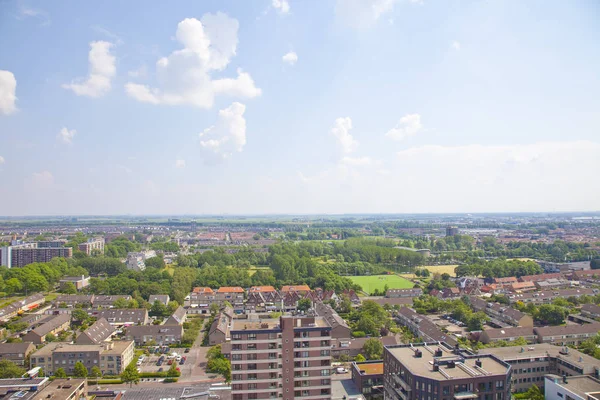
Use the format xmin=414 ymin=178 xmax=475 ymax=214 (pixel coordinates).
xmin=355 ymin=362 xmax=384 ymax=375
xmin=32 ymin=379 xmax=85 ymax=400
xmin=386 ymin=344 xmax=509 ymax=381
xmin=479 ymin=343 xmax=600 ymax=369
xmin=232 ymin=318 xmax=280 ymax=331
xmin=546 ymin=375 xmax=600 ymax=400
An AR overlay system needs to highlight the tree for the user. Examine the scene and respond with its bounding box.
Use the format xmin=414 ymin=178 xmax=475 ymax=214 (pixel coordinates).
xmin=537 ymin=304 xmax=569 ymax=325
xmin=5 ymin=278 xmax=23 ymax=295
xmin=90 ymin=366 xmax=102 ymax=380
xmin=151 ymin=300 xmax=168 ymax=317
xmin=167 ymin=362 xmax=179 ymax=377
xmin=61 ymin=282 xmax=77 ymax=294
xmin=206 ymin=345 xmax=231 ymax=382
xmin=55 ymin=368 xmax=67 ymax=378
xmin=355 ymin=354 xmax=366 ymax=362
xmin=362 ymin=338 xmax=384 ymax=360
xmin=592 ymin=259 xmax=600 ymax=270
xmin=71 ymin=309 xmax=90 ymax=323
xmin=513 ymin=383 xmax=543 ymax=400
xmin=73 ymin=361 xmax=88 ymax=378
xmin=45 ymin=333 xmax=57 ymax=342
xmin=120 ymin=363 xmax=140 ymax=388
xmin=0 ymin=360 xmax=25 ymax=378
xmin=209 ymin=302 xmax=220 ymax=316
xmin=297 ymin=298 xmax=312 ymax=312
xmin=338 ymin=295 xmax=353 ymax=314
xmin=113 ymin=297 xmax=130 ymax=309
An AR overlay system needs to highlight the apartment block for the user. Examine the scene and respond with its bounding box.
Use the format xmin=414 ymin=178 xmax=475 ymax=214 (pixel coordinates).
xmin=534 ymin=324 xmax=600 ymax=346
xmin=479 ymin=343 xmax=600 ymax=393
xmin=124 ymin=325 xmax=183 ymax=346
xmin=229 ymin=315 xmax=332 ymax=400
xmin=0 ymin=242 xmax=72 ymax=268
xmin=544 ymin=374 xmax=600 ymax=400
xmin=31 ymin=378 xmax=87 ymax=400
xmin=59 ymin=275 xmax=90 ymax=291
xmin=30 ymin=341 xmax=135 ymax=376
xmin=22 ymin=314 xmax=71 ymax=344
xmin=0 ymin=342 xmax=36 ymax=366
xmin=78 ymin=237 xmax=105 ymax=256
xmin=383 ymin=343 xmax=512 ymax=400
xmin=352 ymin=361 xmax=383 ymax=400
xmin=126 ymin=250 xmax=156 ymax=272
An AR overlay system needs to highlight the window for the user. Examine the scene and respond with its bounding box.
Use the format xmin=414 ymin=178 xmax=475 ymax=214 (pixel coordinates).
xmin=248 ymin=333 xmax=257 ymax=340
xmin=321 ymin=369 xmax=330 ymax=376
xmin=232 ymin=354 xmax=242 ymax=361
xmin=232 ymin=334 xmax=242 ymax=340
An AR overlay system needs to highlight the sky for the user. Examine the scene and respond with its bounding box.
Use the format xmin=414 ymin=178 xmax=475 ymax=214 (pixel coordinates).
xmin=0 ymin=0 xmax=599 ymax=216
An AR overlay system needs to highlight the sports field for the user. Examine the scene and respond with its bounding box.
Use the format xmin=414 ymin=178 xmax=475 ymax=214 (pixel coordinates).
xmin=348 ymin=274 xmax=413 ymax=294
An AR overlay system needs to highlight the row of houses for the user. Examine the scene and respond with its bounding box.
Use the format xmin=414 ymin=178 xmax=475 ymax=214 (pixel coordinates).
xmin=396 ymin=307 xmax=458 ymax=347
xmin=469 ymin=296 xmax=534 ymax=327
xmin=52 ymin=294 xmax=133 ymax=309
xmin=478 ymin=323 xmax=600 ymax=345
xmin=507 ymin=287 xmax=599 ymax=304
xmin=185 ymin=285 xmax=361 ymax=314
xmin=0 ymin=294 xmax=45 ymax=322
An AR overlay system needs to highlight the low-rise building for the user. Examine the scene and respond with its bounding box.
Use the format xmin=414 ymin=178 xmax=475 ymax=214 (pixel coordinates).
xmin=30 ymin=341 xmax=135 ymax=376
xmin=76 ymin=318 xmax=116 ymax=345
xmin=479 ymin=343 xmax=600 ymax=393
xmin=0 ymin=294 xmax=45 ymax=322
xmin=208 ymin=307 xmax=233 ymax=346
xmin=92 ymin=295 xmax=132 ymax=308
xmin=385 ymin=288 xmax=422 ymax=298
xmin=332 ymin=337 xmax=398 ymax=360
xmin=315 ymin=302 xmax=352 ymax=339
xmin=396 ymin=307 xmax=458 ymax=346
xmin=31 ymin=378 xmax=87 ymax=400
xmin=215 ymin=287 xmax=245 ymax=312
xmin=544 ymin=374 xmax=600 ymax=400
xmin=479 ymin=327 xmax=537 ymax=344
xmin=0 ymin=342 xmax=36 ymax=365
xmin=59 ymin=275 xmax=90 ymax=291
xmin=148 ymin=294 xmax=170 ymax=306
xmin=164 ymin=306 xmax=186 ymax=326
xmin=383 ymin=343 xmax=512 ymax=400
xmin=581 ymin=304 xmax=600 ymax=319
xmin=124 ymin=325 xmax=183 ymax=346
xmin=54 ymin=294 xmax=94 ymax=308
xmin=22 ymin=314 xmax=71 ymax=344
xmin=470 ymin=296 xmax=534 ymax=327
xmin=280 ymin=285 xmax=311 ymax=295
xmin=92 ymin=308 xmax=149 ymax=326
xmin=534 ymin=324 xmax=600 ymax=346
xmin=508 ymin=281 xmax=537 ymax=293
xmin=519 ymin=273 xmax=564 ymax=282
xmin=352 ymin=361 xmax=383 ymax=400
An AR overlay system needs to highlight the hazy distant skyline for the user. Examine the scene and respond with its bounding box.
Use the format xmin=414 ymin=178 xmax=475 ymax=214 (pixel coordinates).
xmin=1 ymin=0 xmax=599 ymax=215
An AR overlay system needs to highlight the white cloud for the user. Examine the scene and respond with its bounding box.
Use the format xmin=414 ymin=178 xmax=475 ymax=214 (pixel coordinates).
xmin=175 ymin=159 xmax=186 ymax=168
xmin=335 ymin=0 xmax=401 ymax=29
xmin=62 ymin=41 xmax=116 ymax=97
xmin=91 ymin=25 xmax=123 ymax=45
xmin=0 ymin=156 xmax=4 ymax=164
xmin=452 ymin=40 xmax=461 ymax=50
xmin=18 ymin=5 xmax=51 ymax=25
xmin=0 ymin=70 xmax=18 ymax=115
xmin=125 ymin=13 xmax=261 ymax=109
xmin=282 ymin=51 xmax=298 ymax=65
xmin=385 ymin=113 xmax=422 ymax=141
xmin=272 ymin=0 xmax=290 ymax=14
xmin=331 ymin=117 xmax=358 ymax=154
xmin=199 ymin=102 xmax=247 ymax=163
xmin=57 ymin=127 xmax=77 ymax=144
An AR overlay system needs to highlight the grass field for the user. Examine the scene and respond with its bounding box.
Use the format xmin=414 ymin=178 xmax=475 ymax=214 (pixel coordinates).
xmin=348 ymin=275 xmax=413 ymax=294
xmin=422 ymin=265 xmax=458 ymax=276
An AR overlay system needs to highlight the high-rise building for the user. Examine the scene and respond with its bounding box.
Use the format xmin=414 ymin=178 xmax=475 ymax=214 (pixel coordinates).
xmin=383 ymin=343 xmax=512 ymax=400
xmin=0 ymin=242 xmax=73 ymax=268
xmin=229 ymin=314 xmax=333 ymax=400
xmin=78 ymin=237 xmax=105 ymax=255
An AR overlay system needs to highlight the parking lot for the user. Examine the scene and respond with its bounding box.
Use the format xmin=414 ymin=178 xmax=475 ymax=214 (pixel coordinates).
xmin=136 ymin=347 xmax=191 ymax=373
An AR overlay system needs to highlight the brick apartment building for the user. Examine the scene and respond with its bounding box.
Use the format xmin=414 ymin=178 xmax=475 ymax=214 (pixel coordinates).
xmin=229 ymin=314 xmax=333 ymax=400
xmin=0 ymin=242 xmax=72 ymax=268
xmin=383 ymin=343 xmax=512 ymax=400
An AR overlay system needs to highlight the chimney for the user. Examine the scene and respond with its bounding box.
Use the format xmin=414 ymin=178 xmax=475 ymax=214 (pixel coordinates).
xmin=475 ymin=359 xmax=482 ymax=368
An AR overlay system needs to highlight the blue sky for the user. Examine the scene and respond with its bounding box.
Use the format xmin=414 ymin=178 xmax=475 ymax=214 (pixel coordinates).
xmin=0 ymin=0 xmax=599 ymax=215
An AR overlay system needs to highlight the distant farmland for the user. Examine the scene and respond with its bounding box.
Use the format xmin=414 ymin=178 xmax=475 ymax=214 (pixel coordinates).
xmin=348 ymin=274 xmax=413 ymax=295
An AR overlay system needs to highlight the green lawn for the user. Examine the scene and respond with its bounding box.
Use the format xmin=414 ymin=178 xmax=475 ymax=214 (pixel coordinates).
xmin=348 ymin=274 xmax=413 ymax=295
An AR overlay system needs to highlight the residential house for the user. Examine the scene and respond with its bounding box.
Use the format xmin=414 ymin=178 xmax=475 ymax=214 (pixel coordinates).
xmin=519 ymin=273 xmax=564 ymax=282
xmin=508 ymin=281 xmax=537 ymax=293
xmin=248 ymin=286 xmax=277 ymax=293
xmin=479 ymin=327 xmax=537 ymax=344
xmin=164 ymin=306 xmax=186 ymax=326
xmin=124 ymin=325 xmax=184 ymax=346
xmin=535 ymin=278 xmax=570 ymax=290
xmin=494 ymin=277 xmax=518 ymax=285
xmin=534 ymin=324 xmax=600 ymax=346
xmin=396 ymin=307 xmax=457 ymax=346
xmin=22 ymin=314 xmax=71 ymax=344
xmin=304 ymin=288 xmax=338 ymax=303
xmin=185 ymin=287 xmax=216 ymax=314
xmin=340 ymin=290 xmax=361 ymax=306
xmin=581 ymin=304 xmax=600 ymax=319
xmin=469 ymin=296 xmax=534 ymax=327
xmin=0 ymin=342 xmax=36 ymax=365
xmin=283 ymin=291 xmax=301 ymax=311
xmin=315 ymin=302 xmax=352 ymax=339
xmin=54 ymin=295 xmax=94 ymax=308
xmin=215 ymin=287 xmax=245 ymax=312
xmin=30 ymin=341 xmax=135 ymax=376
xmin=386 ymin=288 xmax=423 ymax=298
xmin=76 ymin=318 xmax=116 ymax=345
xmin=208 ymin=307 xmax=233 ymax=346
xmin=148 ymin=294 xmax=170 ymax=305
xmin=93 ymin=309 xmax=149 ymax=326
xmin=92 ymin=295 xmax=132 ymax=308
xmin=0 ymin=294 xmax=45 ymax=322
xmin=280 ymin=285 xmax=311 ymax=295
xmin=331 ymin=336 xmax=398 ymax=359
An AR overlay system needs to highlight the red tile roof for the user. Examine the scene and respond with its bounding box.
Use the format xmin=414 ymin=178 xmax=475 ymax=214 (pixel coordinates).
xmin=217 ymin=287 xmax=244 ymax=293
xmin=281 ymin=285 xmax=311 ymax=293
xmin=249 ymin=286 xmax=276 ymax=293
xmin=192 ymin=287 xmax=214 ymax=294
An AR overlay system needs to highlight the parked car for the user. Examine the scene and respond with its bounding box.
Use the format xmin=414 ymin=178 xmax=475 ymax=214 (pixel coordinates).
xmin=180 ymin=358 xmax=185 ymax=365
xmin=184 ymin=348 xmax=190 ymax=353
xmin=168 ymin=359 xmax=173 ymax=365
xmin=158 ymin=367 xmax=163 ymax=372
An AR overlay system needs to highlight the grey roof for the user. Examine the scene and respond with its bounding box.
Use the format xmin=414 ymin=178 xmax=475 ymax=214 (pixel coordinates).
xmin=210 ymin=311 xmax=231 ymax=336
xmin=164 ymin=306 xmax=186 ymax=325
xmin=581 ymin=304 xmax=600 ymax=315
xmin=29 ymin=314 xmax=70 ymax=337
xmin=0 ymin=342 xmax=35 ymax=355
xmin=482 ymin=327 xmax=535 ymax=340
xmin=92 ymin=295 xmax=132 ymax=306
xmin=397 ymin=307 xmax=457 ymax=346
xmin=334 ymin=336 xmax=397 ymax=350
xmin=315 ymin=302 xmax=350 ymax=330
xmin=126 ymin=325 xmax=183 ymax=336
xmin=77 ymin=318 xmax=115 ymax=344
xmin=534 ymin=323 xmax=600 ymax=337
xmin=149 ymin=294 xmax=170 ymax=304
xmin=94 ymin=308 xmax=148 ymax=324
xmin=55 ymin=294 xmax=93 ymax=304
